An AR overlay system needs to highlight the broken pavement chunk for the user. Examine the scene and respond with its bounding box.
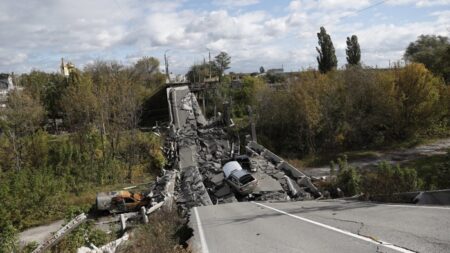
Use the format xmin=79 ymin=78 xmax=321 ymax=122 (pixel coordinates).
xmin=211 ymin=173 xmax=225 ymax=187
xmin=214 ymin=184 xmax=232 ymax=198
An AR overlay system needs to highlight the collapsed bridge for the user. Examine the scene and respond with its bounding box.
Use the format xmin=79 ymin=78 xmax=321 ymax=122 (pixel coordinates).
xmin=165 ymin=85 xmax=322 ymax=211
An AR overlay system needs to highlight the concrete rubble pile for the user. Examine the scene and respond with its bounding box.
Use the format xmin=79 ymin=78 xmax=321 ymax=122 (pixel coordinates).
xmin=245 ymin=141 xmax=322 ymax=200
xmin=167 ymin=86 xmax=214 ymax=213
xmin=167 ymin=85 xmax=322 ymax=206
xmin=196 ymin=128 xmax=237 ymax=203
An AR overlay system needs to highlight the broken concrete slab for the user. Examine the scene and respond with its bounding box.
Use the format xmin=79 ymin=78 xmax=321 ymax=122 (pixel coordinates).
xmin=210 ymin=173 xmax=225 ymax=187
xmin=277 ymin=161 xmax=306 ymax=179
xmin=214 ymin=184 xmax=232 ymax=198
xmin=253 ymin=172 xmax=284 ymax=193
xmin=273 ymin=171 xmax=286 ymax=180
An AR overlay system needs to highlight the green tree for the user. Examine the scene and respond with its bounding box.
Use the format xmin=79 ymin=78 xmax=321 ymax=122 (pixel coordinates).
xmin=62 ymin=70 xmax=98 ymax=132
xmin=404 ymin=35 xmax=450 ymax=83
xmin=232 ymin=76 xmax=266 ymax=116
xmin=345 ymin=35 xmax=361 ymax=66
xmin=131 ymin=57 xmax=165 ymax=90
xmin=214 ymin=51 xmax=231 ymax=79
xmin=0 ymin=91 xmax=44 ymax=171
xmin=186 ymin=63 xmax=218 ymax=83
xmin=19 ymin=70 xmax=49 ymax=100
xmin=440 ymin=45 xmax=450 ymax=84
xmin=42 ymin=74 xmax=67 ymax=129
xmin=393 ymin=63 xmax=444 ymax=138
xmin=316 ymin=27 xmax=337 ymax=73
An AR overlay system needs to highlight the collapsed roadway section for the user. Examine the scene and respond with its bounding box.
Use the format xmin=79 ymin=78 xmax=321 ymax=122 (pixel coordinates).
xmin=165 ymin=85 xmax=322 ymax=213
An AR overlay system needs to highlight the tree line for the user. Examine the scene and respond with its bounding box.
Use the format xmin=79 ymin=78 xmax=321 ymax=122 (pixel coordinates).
xmin=0 ymin=57 xmax=167 ymax=251
xmin=316 ymin=27 xmax=450 ymax=83
xmin=255 ymin=63 xmax=449 ymax=156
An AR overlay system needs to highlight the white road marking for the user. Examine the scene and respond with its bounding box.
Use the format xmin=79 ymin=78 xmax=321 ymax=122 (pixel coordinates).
xmin=328 ymin=200 xmax=450 ymax=210
xmin=383 ymin=204 xmax=450 ymax=210
xmin=194 ymin=207 xmax=210 ymax=253
xmin=253 ymin=202 xmax=415 ymax=253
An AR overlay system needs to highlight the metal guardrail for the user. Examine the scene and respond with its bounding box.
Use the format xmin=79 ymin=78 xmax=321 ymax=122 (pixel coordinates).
xmin=32 ymin=213 xmax=87 ymax=253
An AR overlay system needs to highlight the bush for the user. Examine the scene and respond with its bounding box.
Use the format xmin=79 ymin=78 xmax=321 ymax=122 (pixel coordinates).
xmin=335 ymin=156 xmax=360 ymax=196
xmin=361 ymin=162 xmax=418 ymax=199
xmin=255 ymin=64 xmax=449 ymax=158
xmin=0 ymin=223 xmax=18 ymax=253
xmin=118 ymin=209 xmax=191 ymax=253
xmin=392 ymin=63 xmax=445 ymax=139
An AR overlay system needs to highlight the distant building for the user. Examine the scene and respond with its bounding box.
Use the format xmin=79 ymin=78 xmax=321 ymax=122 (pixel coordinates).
xmin=60 ymin=58 xmax=75 ymax=77
xmin=0 ymin=73 xmax=16 ymax=108
xmin=266 ymin=68 xmax=284 ymax=74
xmin=166 ymin=73 xmax=189 ymax=84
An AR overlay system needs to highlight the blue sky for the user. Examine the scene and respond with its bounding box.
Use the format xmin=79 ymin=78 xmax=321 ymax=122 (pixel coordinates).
xmin=0 ymin=0 xmax=449 ymax=74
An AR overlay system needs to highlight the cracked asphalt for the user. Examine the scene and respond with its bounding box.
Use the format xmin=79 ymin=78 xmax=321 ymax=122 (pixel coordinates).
xmin=190 ymin=200 xmax=450 ymax=253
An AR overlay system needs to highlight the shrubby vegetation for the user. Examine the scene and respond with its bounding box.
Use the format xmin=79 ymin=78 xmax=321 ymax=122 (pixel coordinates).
xmin=50 ymin=207 xmax=112 ymax=253
xmin=256 ymin=63 xmax=449 ymax=157
xmin=0 ymin=57 xmax=166 ymax=251
xmin=327 ymin=156 xmax=422 ymax=200
xmin=361 ymin=162 xmax=419 ymax=199
xmin=118 ymin=209 xmax=191 ymax=253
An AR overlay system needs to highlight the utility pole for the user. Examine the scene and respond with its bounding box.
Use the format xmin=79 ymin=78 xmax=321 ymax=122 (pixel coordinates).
xmin=209 ymin=51 xmax=212 ymax=79
xmin=247 ymin=105 xmax=257 ymax=142
xmin=164 ymin=50 xmax=170 ymax=83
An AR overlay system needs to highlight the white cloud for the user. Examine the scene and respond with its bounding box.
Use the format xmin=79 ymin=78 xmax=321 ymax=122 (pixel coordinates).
xmin=213 ymin=0 xmax=259 ymax=7
xmin=0 ymin=0 xmax=448 ymax=74
xmin=388 ymin=0 xmax=450 ymax=7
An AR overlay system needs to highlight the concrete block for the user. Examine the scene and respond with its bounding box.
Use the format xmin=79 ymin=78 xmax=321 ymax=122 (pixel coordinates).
xmin=247 ymin=141 xmax=265 ymax=154
xmin=211 ymin=173 xmax=225 ymax=187
xmin=277 ymin=161 xmax=306 ymax=179
xmin=215 ymin=184 xmax=232 ymax=198
xmin=262 ymin=150 xmax=284 ymax=164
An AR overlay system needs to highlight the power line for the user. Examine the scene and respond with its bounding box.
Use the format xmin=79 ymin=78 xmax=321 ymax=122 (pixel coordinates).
xmin=282 ymin=0 xmax=390 ymax=41
xmin=355 ymin=0 xmax=389 ymax=15
xmin=322 ymin=0 xmax=390 ymax=26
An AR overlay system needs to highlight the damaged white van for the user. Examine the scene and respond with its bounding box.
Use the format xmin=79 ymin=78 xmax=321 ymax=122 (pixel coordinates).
xmin=223 ymin=161 xmax=258 ymax=195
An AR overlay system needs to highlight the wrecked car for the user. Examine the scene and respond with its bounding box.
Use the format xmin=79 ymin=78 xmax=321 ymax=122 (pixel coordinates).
xmin=234 ymin=155 xmax=256 ymax=172
xmin=96 ymin=191 xmax=150 ymax=213
xmin=222 ymin=155 xmax=256 ymax=172
xmin=223 ymin=161 xmax=258 ymax=195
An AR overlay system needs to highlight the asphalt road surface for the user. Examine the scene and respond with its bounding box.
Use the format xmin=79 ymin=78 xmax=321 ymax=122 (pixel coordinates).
xmin=190 ymin=200 xmax=450 ymax=253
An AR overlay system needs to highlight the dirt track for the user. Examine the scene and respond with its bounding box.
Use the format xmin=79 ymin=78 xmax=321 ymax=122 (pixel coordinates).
xmin=304 ymin=138 xmax=450 ymax=177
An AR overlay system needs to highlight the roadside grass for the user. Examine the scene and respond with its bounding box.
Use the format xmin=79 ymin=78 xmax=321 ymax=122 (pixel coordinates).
xmin=287 ymin=134 xmax=450 ymax=169
xmin=402 ymin=153 xmax=450 ymax=190
xmin=23 ymin=174 xmax=156 ymax=229
xmin=118 ymin=208 xmax=192 ymax=253
xmin=287 ymin=150 xmax=381 ymax=169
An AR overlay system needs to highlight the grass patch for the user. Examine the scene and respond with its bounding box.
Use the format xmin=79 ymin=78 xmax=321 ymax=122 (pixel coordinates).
xmin=118 ymin=208 xmax=192 ymax=253
xmin=23 ymin=175 xmax=156 ymax=230
xmin=287 ymin=150 xmax=381 ymax=169
xmin=402 ymin=153 xmax=450 ymax=190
